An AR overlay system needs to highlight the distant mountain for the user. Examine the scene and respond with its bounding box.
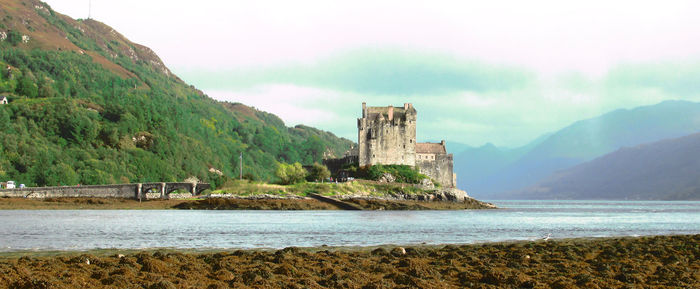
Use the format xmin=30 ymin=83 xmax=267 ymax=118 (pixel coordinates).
xmin=444 ymin=142 xmax=474 ymax=156
xmin=452 ymin=137 xmax=544 ymax=193
xmin=456 ymin=100 xmax=700 ymax=198
xmin=513 ymin=132 xmax=700 ymax=200
xmin=0 ymin=0 xmax=352 ymax=186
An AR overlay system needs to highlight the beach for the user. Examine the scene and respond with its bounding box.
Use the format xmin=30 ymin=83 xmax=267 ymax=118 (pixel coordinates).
xmin=0 ymin=197 xmax=495 ymax=210
xmin=0 ymin=234 xmax=697 ymax=288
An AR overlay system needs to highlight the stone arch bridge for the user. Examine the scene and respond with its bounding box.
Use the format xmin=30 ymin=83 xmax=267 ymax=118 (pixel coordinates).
xmin=0 ymin=182 xmax=211 ymax=200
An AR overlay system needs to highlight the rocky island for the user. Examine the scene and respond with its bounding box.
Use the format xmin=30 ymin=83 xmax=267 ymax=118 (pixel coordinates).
xmin=0 ymin=179 xmax=495 ymax=210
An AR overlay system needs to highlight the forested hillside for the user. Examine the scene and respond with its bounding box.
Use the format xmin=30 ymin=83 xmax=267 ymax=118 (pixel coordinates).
xmin=0 ymin=0 xmax=353 ymax=186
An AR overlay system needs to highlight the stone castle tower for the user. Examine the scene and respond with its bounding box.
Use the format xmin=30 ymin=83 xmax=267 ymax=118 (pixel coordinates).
xmin=356 ymin=103 xmax=455 ymax=188
xmin=358 ymin=103 xmax=417 ymax=167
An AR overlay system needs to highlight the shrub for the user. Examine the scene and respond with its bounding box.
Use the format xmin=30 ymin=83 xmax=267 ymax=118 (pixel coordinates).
xmin=275 ymin=162 xmax=307 ymax=185
xmin=308 ymin=163 xmax=330 ymax=182
xmin=207 ymin=171 xmax=229 ymax=190
xmin=7 ymin=30 xmax=21 ymax=46
xmin=357 ymin=164 xmax=429 ymax=184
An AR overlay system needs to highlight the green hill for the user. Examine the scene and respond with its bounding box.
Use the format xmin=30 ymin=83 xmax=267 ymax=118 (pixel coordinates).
xmin=0 ymin=0 xmax=352 ymax=187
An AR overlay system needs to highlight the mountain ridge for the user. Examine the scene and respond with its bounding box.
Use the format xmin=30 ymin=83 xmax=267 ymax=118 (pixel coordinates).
xmin=513 ymin=132 xmax=700 ymax=200
xmin=455 ymin=100 xmax=700 ymax=198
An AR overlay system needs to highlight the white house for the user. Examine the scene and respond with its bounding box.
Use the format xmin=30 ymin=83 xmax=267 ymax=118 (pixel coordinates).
xmin=0 ymin=96 xmax=7 ymax=104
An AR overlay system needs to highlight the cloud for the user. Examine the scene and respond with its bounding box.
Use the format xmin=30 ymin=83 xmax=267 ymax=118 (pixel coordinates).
xmin=604 ymin=62 xmax=700 ymax=97
xmin=208 ymin=85 xmax=344 ymax=126
xmin=180 ymin=50 xmax=700 ymax=148
xmin=179 ymin=49 xmax=534 ymax=95
xmin=38 ymin=0 xmax=700 ymax=148
xmin=46 ymin=0 xmax=700 ymax=78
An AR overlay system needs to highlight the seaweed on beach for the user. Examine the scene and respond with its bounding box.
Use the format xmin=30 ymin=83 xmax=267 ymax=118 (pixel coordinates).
xmin=0 ymin=235 xmax=697 ymax=288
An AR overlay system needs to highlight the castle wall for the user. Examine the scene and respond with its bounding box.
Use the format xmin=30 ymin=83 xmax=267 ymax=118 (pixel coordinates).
xmin=359 ymin=118 xmax=415 ymax=166
xmin=355 ymin=102 xmax=456 ymax=188
xmin=416 ymin=153 xmax=454 ymax=188
xmin=358 ymin=104 xmax=415 ymax=167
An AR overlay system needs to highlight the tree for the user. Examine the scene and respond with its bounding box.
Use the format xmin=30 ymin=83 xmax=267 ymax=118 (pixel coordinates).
xmin=0 ymin=108 xmax=10 ymax=130
xmin=0 ymin=45 xmax=353 ymax=186
xmin=7 ymin=30 xmax=22 ymax=46
xmin=301 ymin=135 xmax=325 ymax=164
xmin=16 ymin=73 xmax=38 ymax=98
xmin=275 ymin=162 xmax=307 ymax=185
xmin=308 ymin=163 xmax=330 ymax=182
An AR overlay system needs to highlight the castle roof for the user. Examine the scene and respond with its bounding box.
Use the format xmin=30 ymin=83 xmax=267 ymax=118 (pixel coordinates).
xmin=416 ymin=142 xmax=446 ymax=154
xmin=362 ymin=103 xmax=416 ymax=122
xmin=366 ymin=107 xmax=407 ymax=121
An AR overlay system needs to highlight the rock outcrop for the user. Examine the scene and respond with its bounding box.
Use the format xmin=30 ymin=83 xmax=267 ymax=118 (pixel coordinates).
xmin=337 ymin=187 xmax=496 ymax=208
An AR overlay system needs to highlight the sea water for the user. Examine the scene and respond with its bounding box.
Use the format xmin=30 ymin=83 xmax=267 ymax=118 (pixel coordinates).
xmin=0 ymin=200 xmax=698 ymax=252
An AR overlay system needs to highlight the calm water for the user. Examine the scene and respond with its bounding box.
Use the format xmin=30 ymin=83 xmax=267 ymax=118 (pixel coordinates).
xmin=0 ymin=200 xmax=698 ymax=252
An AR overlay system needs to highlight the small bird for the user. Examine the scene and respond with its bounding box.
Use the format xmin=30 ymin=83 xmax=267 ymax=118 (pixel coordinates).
xmin=543 ymin=233 xmax=552 ymax=241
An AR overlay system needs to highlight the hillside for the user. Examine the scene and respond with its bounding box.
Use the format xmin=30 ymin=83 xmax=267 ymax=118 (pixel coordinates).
xmin=455 ymin=100 xmax=700 ymax=198
xmin=514 ymin=132 xmax=700 ymax=200
xmin=0 ymin=0 xmax=353 ymax=186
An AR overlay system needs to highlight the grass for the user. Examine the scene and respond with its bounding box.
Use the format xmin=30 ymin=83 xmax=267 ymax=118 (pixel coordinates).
xmin=208 ymin=179 xmax=439 ymax=198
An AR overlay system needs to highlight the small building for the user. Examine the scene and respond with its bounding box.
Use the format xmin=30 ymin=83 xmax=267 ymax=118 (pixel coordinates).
xmin=415 ymin=141 xmax=455 ymax=188
xmin=0 ymin=96 xmax=7 ymax=105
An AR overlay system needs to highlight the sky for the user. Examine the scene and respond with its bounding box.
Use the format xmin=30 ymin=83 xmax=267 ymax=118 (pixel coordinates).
xmin=43 ymin=0 xmax=700 ymax=147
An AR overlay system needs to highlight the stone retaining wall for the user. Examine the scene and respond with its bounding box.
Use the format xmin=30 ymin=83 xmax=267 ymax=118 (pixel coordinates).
xmin=0 ymin=184 xmax=137 ymax=199
xmin=167 ymin=193 xmax=193 ymax=199
xmin=0 ymin=182 xmax=210 ymax=199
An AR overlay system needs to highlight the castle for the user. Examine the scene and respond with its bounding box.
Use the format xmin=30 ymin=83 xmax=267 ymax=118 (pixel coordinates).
xmin=337 ymin=103 xmax=456 ymax=187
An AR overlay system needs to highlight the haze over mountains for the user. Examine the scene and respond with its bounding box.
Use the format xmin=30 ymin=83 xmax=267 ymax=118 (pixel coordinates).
xmin=453 ymin=100 xmax=700 ymax=199
xmin=516 ymin=132 xmax=700 ymax=200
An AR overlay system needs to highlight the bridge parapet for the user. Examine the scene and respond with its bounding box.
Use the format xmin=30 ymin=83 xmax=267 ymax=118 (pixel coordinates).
xmin=0 ymin=182 xmax=211 ymax=200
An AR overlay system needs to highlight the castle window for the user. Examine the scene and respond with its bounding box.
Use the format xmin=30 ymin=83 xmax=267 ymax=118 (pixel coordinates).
xmin=403 ymin=145 xmax=405 ymax=149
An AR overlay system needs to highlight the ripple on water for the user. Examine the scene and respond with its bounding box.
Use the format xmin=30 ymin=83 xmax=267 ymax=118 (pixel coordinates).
xmin=0 ymin=201 xmax=698 ymax=251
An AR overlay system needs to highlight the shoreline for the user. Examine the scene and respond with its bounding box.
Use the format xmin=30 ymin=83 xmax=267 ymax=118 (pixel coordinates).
xmin=0 ymin=234 xmax=697 ymax=288
xmin=0 ymin=196 xmax=496 ymax=210
xmin=0 ymin=233 xmax=692 ymax=257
